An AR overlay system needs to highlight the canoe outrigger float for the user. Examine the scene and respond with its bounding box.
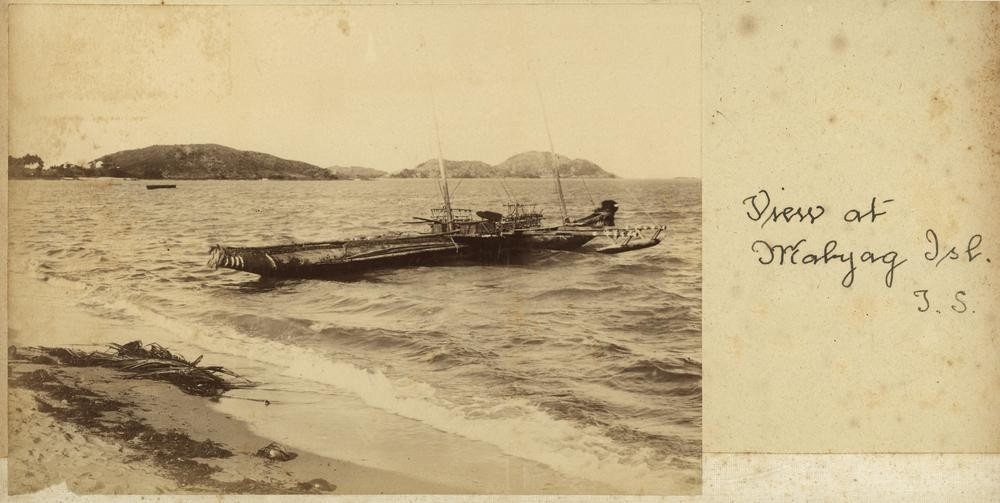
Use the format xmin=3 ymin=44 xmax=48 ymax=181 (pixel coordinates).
xmin=208 ymin=91 xmax=664 ymax=279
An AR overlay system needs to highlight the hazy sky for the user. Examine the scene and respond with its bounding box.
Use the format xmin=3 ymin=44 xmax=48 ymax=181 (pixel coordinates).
xmin=9 ymin=5 xmax=700 ymax=178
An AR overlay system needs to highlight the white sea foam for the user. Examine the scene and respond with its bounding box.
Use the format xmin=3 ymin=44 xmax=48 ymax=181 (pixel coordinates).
xmin=181 ymin=320 xmax=691 ymax=494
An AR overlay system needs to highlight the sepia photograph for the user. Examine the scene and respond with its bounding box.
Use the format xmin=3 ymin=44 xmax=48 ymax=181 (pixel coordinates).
xmin=7 ymin=4 xmax=701 ymax=495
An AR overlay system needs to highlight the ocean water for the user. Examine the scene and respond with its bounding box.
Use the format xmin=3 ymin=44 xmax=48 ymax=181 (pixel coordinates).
xmin=8 ymin=177 xmax=701 ymax=494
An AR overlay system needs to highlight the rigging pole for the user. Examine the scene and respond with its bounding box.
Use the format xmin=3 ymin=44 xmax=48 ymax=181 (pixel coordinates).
xmin=533 ymin=77 xmax=569 ymax=222
xmin=430 ymin=90 xmax=454 ymax=231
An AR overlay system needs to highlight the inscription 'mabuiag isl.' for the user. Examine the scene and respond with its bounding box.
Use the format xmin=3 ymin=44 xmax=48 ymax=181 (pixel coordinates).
xmin=742 ymin=189 xmax=904 ymax=288
xmin=750 ymin=238 xmax=905 ymax=288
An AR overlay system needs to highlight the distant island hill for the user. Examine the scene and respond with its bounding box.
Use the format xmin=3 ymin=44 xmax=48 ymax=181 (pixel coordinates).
xmin=7 ymin=144 xmax=618 ymax=180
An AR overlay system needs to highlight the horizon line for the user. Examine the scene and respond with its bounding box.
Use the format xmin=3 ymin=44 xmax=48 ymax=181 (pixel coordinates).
xmin=8 ymin=143 xmax=700 ymax=179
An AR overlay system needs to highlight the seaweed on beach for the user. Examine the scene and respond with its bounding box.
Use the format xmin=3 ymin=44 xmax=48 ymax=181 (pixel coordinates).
xmin=10 ymin=356 xmax=337 ymax=495
xmin=26 ymin=340 xmax=255 ymax=397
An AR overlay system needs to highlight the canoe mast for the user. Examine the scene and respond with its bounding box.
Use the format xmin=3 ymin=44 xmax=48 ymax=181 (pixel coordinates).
xmin=431 ymin=92 xmax=455 ymax=232
xmin=534 ymin=76 xmax=569 ymax=223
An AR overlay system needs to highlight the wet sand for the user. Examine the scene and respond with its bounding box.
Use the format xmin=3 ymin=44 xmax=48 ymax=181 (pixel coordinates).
xmin=7 ymin=356 xmax=458 ymax=495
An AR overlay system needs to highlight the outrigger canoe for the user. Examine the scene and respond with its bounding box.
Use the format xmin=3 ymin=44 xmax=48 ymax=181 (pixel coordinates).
xmin=208 ymin=98 xmax=664 ymax=279
xmin=207 ymin=200 xmax=664 ymax=279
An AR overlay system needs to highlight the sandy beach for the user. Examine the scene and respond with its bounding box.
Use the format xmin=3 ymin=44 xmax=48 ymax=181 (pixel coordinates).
xmin=6 ymin=271 xmax=644 ymax=496
xmin=7 ymin=347 xmax=458 ymax=495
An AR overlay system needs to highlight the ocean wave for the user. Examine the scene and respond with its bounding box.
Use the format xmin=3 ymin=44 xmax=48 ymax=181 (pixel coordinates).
xmin=602 ymin=262 xmax=668 ymax=275
xmin=528 ymin=285 xmax=627 ymax=301
xmin=615 ymin=357 xmax=702 ymax=384
xmin=184 ymin=329 xmax=692 ymax=493
xmin=589 ymin=341 xmax=634 ymax=358
xmin=605 ymin=424 xmax=700 ymax=462
xmin=425 ymin=345 xmax=497 ymax=369
xmin=618 ymin=311 xmax=700 ymax=335
xmin=537 ymin=392 xmax=615 ymax=427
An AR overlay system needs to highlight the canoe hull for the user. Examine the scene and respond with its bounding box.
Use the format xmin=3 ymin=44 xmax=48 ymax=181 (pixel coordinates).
xmin=207 ymin=207 xmax=664 ymax=279
xmin=209 ymin=234 xmax=470 ymax=278
xmin=510 ymin=230 xmax=596 ymax=251
xmin=208 ymin=229 xmax=602 ymax=279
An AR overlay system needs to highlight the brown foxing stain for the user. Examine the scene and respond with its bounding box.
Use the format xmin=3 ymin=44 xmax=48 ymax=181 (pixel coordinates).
xmin=831 ymin=33 xmax=848 ymax=53
xmin=35 ymin=116 xmax=85 ymax=156
xmin=729 ymin=333 xmax=744 ymax=360
xmin=302 ymin=7 xmax=349 ymax=35
xmin=862 ymin=384 xmax=887 ymax=410
xmin=827 ymin=114 xmax=838 ymax=125
xmin=929 ymin=89 xmax=951 ymax=119
xmin=944 ymin=356 xmax=965 ymax=368
xmin=92 ymin=115 xmax=147 ymax=125
xmin=945 ymin=213 xmax=960 ymax=234
xmin=157 ymin=18 xmax=179 ymax=39
xmin=738 ymin=15 xmax=758 ymax=37
xmin=145 ymin=9 xmax=233 ymax=99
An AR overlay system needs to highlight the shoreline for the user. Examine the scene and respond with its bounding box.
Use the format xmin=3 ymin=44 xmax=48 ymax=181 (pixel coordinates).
xmin=7 ymin=350 xmax=460 ymax=495
xmin=6 ymin=273 xmax=639 ymax=495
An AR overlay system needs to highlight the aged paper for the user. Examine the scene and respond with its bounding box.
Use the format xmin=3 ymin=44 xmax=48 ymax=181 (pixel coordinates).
xmin=4 ymin=0 xmax=999 ymax=500
xmin=702 ymin=0 xmax=999 ymax=453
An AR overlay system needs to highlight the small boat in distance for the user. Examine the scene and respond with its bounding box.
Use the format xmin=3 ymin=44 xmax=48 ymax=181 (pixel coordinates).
xmin=146 ymin=184 xmax=177 ymax=190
